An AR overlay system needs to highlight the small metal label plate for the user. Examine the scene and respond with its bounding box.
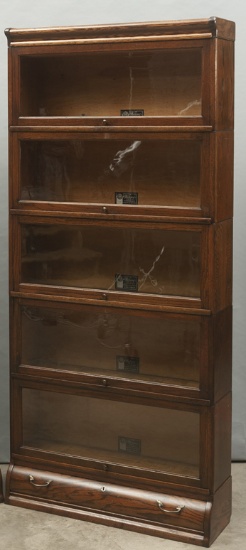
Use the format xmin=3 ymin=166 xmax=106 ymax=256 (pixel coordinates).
xmin=116 ymin=355 xmax=139 ymax=373
xmin=121 ymin=109 xmax=144 ymax=116
xmin=118 ymin=436 xmax=141 ymax=455
xmin=115 ymin=274 xmax=138 ymax=292
xmin=115 ymin=192 xmax=138 ymax=205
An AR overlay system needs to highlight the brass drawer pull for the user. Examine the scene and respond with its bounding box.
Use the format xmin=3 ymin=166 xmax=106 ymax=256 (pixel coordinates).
xmin=157 ymin=500 xmax=184 ymax=514
xmin=29 ymin=475 xmax=52 ymax=488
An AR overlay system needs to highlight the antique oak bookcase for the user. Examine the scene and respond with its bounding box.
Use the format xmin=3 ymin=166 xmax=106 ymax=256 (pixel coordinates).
xmin=5 ymin=17 xmax=234 ymax=546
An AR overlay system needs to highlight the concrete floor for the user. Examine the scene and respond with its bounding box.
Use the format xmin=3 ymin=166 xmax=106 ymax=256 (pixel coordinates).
xmin=0 ymin=463 xmax=245 ymax=550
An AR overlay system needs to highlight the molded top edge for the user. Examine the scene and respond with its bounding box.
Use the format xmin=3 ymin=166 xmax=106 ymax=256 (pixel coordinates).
xmin=5 ymin=17 xmax=235 ymax=45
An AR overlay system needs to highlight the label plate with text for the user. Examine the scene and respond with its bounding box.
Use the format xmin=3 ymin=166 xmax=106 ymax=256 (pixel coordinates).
xmin=115 ymin=274 xmax=138 ymax=292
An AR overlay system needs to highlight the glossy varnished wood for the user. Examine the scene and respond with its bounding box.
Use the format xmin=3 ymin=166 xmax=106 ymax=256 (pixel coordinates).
xmin=6 ymin=465 xmax=232 ymax=547
xmin=5 ymin=17 xmax=235 ymax=45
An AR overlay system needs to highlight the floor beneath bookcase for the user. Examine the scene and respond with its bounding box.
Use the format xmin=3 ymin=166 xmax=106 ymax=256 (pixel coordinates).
xmin=0 ymin=463 xmax=245 ymax=550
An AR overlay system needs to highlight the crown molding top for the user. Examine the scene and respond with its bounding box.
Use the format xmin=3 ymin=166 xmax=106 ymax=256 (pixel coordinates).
xmin=5 ymin=17 xmax=235 ymax=47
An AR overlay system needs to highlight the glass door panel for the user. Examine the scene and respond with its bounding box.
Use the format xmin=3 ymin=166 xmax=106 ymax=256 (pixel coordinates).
xmin=21 ymin=224 xmax=201 ymax=298
xmin=20 ymin=49 xmax=202 ymax=118
xmin=20 ymin=139 xmax=201 ymax=208
xmin=21 ymin=303 xmax=201 ymax=388
xmin=22 ymin=389 xmax=200 ymax=478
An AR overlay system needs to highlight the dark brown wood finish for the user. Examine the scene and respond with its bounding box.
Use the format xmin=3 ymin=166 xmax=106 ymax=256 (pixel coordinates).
xmin=4 ymin=18 xmax=235 ymax=45
xmin=214 ymin=39 xmax=234 ymax=130
xmin=6 ymin=18 xmax=234 ymax=547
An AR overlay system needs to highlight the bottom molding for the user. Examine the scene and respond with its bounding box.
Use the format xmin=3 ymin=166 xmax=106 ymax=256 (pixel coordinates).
xmin=6 ymin=466 xmax=232 ymax=547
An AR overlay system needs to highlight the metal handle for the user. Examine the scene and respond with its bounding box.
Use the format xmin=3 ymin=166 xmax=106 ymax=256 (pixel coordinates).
xmin=29 ymin=475 xmax=52 ymax=488
xmin=157 ymin=500 xmax=184 ymax=514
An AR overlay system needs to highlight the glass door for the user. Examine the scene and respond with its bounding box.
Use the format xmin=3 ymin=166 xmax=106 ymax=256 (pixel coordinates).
xmin=21 ymin=222 xmax=201 ymax=299
xmin=19 ymin=301 xmax=204 ymax=392
xmin=18 ymin=135 xmax=207 ymax=216
xmin=20 ymin=48 xmax=202 ymax=118
xmin=21 ymin=387 xmax=200 ymax=482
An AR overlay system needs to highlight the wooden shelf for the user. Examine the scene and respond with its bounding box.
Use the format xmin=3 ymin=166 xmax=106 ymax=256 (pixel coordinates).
xmin=23 ymin=439 xmax=199 ymax=479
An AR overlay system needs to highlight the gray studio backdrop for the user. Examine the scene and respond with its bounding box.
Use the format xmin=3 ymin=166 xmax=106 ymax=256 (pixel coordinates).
xmin=0 ymin=0 xmax=245 ymax=462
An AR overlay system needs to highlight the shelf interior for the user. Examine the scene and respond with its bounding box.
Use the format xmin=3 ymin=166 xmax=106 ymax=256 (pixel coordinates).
xmin=21 ymin=303 xmax=200 ymax=388
xmin=20 ymin=139 xmax=201 ymax=208
xmin=21 ymin=224 xmax=201 ymax=298
xmin=20 ymin=49 xmax=202 ymax=118
xmin=22 ymin=388 xmax=200 ymax=478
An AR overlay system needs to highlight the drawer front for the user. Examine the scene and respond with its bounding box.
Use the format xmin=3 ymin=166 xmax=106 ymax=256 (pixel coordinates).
xmin=10 ymin=467 xmax=206 ymax=531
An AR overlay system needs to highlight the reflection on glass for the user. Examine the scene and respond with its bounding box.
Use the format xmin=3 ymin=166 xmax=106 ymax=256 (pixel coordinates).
xmin=22 ymin=389 xmax=200 ymax=478
xmin=21 ymin=304 xmax=200 ymax=388
xmin=20 ymin=50 xmax=202 ymax=117
xmin=21 ymin=225 xmax=201 ymax=297
xmin=20 ymin=139 xmax=201 ymax=207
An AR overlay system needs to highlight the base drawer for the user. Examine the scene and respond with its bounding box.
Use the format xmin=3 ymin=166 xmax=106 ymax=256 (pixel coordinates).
xmin=9 ymin=466 xmax=205 ymax=531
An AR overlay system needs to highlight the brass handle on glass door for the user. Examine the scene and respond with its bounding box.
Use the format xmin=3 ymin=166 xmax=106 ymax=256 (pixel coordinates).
xmin=29 ymin=475 xmax=52 ymax=488
xmin=157 ymin=500 xmax=184 ymax=514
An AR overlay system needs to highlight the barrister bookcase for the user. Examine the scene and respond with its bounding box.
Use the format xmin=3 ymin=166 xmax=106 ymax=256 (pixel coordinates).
xmin=5 ymin=17 xmax=234 ymax=546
